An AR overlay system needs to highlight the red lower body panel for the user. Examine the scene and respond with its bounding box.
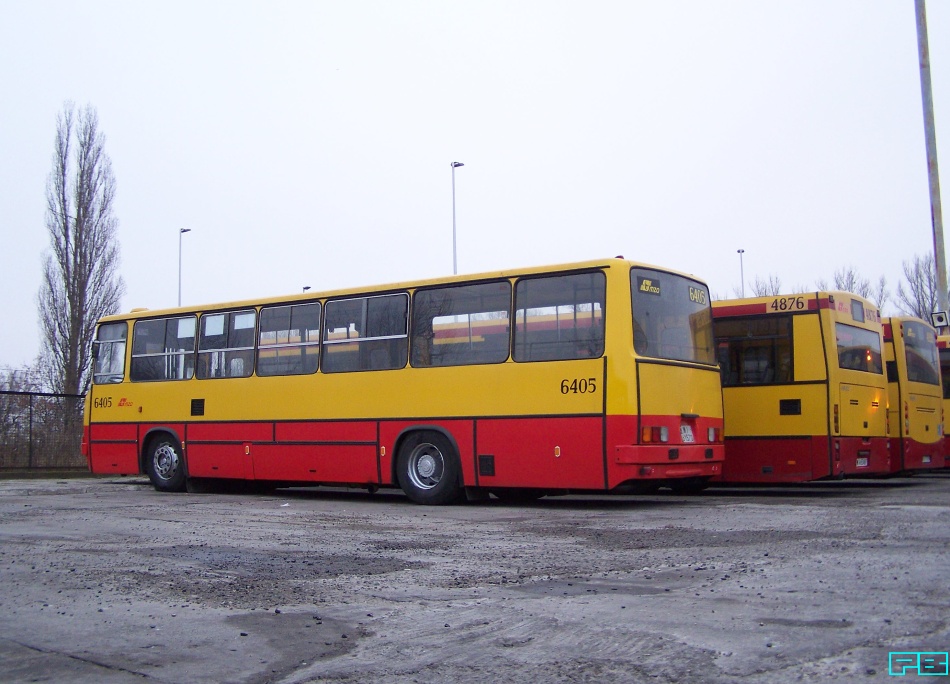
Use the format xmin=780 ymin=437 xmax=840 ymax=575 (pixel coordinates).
xmin=87 ymin=423 xmax=139 ymax=474
xmin=718 ymin=435 xmax=890 ymax=483
xmin=891 ymin=437 xmax=946 ymax=473
xmin=86 ymin=412 xmax=726 ymax=492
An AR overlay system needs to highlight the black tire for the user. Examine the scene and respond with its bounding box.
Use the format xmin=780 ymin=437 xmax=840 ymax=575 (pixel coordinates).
xmin=396 ymin=431 xmax=463 ymax=505
xmin=145 ymin=434 xmax=186 ymax=492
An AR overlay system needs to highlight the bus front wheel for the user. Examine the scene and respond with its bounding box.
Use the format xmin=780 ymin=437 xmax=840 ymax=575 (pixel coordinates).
xmin=397 ymin=432 xmax=463 ymax=505
xmin=145 ymin=435 xmax=186 ymax=493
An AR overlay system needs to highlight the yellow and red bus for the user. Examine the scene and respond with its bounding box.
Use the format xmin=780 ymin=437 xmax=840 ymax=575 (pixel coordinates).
xmin=83 ymin=258 xmax=724 ymax=504
xmin=712 ymin=292 xmax=889 ymax=483
xmin=882 ymin=317 xmax=945 ymax=472
xmin=937 ymin=334 xmax=950 ymax=466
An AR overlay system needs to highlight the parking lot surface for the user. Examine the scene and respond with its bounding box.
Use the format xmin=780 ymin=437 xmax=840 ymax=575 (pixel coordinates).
xmin=1 ymin=474 xmax=948 ymax=683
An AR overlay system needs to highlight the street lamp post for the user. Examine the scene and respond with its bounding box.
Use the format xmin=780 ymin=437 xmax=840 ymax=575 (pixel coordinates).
xmin=178 ymin=229 xmax=191 ymax=307
xmin=915 ymin=0 xmax=948 ymax=319
xmin=737 ymin=249 xmax=745 ymax=297
xmin=451 ymin=162 xmax=464 ymax=275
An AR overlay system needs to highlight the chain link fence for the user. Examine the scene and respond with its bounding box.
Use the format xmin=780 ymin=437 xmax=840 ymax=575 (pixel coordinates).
xmin=0 ymin=390 xmax=86 ymax=472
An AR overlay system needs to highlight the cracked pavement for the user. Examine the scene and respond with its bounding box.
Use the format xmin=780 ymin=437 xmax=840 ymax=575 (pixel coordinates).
xmin=0 ymin=475 xmax=948 ymax=682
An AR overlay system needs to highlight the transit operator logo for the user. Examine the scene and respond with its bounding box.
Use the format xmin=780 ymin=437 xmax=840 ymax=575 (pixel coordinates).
xmin=888 ymin=651 xmax=949 ymax=676
xmin=638 ymin=278 xmax=661 ymax=296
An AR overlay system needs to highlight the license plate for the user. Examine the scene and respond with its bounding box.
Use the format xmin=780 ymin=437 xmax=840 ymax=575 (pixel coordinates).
xmin=680 ymin=425 xmax=695 ymax=443
xmin=856 ymin=457 xmax=868 ymax=468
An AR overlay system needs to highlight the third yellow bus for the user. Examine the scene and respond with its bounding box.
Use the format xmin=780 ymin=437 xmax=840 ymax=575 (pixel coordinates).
xmin=883 ymin=316 xmax=945 ymax=472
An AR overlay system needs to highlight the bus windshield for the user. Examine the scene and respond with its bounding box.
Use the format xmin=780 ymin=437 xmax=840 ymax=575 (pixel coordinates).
xmin=903 ymin=320 xmax=940 ymax=385
xmin=631 ymin=268 xmax=715 ymax=365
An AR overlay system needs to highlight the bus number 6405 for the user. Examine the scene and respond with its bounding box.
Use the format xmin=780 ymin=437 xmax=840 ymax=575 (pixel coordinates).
xmin=561 ymin=378 xmax=597 ymax=394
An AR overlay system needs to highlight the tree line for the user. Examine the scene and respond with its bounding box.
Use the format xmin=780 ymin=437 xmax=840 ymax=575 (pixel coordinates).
xmin=727 ymin=254 xmax=944 ymax=321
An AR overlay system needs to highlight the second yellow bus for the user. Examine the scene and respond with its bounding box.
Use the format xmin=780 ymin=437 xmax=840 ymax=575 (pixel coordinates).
xmin=712 ymin=292 xmax=889 ymax=483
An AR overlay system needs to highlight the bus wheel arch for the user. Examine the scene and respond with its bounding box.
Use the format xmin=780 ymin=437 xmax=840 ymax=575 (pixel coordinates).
xmin=394 ymin=428 xmax=463 ymax=505
xmin=142 ymin=430 xmax=187 ymax=493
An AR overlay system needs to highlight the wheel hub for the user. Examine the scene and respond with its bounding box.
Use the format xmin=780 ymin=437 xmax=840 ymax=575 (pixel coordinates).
xmin=416 ymin=454 xmax=437 ymax=479
xmin=154 ymin=445 xmax=179 ymax=480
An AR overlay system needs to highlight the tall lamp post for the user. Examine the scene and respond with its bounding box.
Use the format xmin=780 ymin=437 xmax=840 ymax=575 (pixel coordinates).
xmin=915 ymin=0 xmax=947 ymax=319
xmin=178 ymin=228 xmax=191 ymax=306
xmin=451 ymin=161 xmax=464 ymax=275
xmin=737 ymin=249 xmax=745 ymax=297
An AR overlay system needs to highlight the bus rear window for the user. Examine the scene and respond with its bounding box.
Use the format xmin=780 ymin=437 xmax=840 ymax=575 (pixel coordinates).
xmin=631 ymin=268 xmax=714 ymax=365
xmin=835 ymin=323 xmax=883 ymax=375
xmin=902 ymin=320 xmax=939 ymax=385
xmin=714 ymin=315 xmax=792 ymax=386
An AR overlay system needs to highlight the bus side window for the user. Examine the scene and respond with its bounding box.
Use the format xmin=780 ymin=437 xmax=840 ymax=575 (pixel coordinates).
xmin=323 ymin=293 xmax=408 ymax=373
xmin=410 ymin=281 xmax=511 ymax=368
xmin=93 ymin=322 xmax=128 ymax=384
xmin=196 ymin=311 xmax=255 ymax=379
xmin=513 ymin=272 xmax=606 ymax=363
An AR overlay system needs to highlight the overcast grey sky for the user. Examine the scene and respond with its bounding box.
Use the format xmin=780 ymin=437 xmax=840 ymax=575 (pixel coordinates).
xmin=1 ymin=1 xmax=948 ymax=370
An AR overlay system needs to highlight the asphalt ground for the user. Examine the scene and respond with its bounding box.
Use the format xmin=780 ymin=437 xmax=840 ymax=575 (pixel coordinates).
xmin=0 ymin=473 xmax=948 ymax=683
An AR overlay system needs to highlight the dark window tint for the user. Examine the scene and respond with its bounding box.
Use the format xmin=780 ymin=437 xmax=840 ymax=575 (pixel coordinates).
xmin=940 ymin=348 xmax=950 ymax=399
xmin=631 ymin=268 xmax=715 ymax=365
xmin=322 ymin=294 xmax=408 ymax=372
xmin=411 ymin=281 xmax=511 ymax=367
xmin=258 ymin=303 xmax=321 ymax=376
xmin=902 ymin=320 xmax=940 ymax=385
xmin=714 ymin=315 xmax=792 ymax=386
xmin=513 ymin=272 xmax=605 ymax=362
xmin=836 ymin=323 xmax=883 ymax=375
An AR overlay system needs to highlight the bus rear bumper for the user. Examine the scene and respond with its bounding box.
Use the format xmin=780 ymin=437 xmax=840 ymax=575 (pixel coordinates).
xmin=612 ymin=445 xmax=723 ymax=480
xmin=894 ymin=437 xmax=947 ymax=472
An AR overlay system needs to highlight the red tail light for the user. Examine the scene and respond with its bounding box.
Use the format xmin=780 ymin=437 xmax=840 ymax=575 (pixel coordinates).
xmin=641 ymin=426 xmax=669 ymax=443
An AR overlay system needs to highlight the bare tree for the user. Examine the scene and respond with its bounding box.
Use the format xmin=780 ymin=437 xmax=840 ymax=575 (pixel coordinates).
xmin=749 ymin=275 xmax=782 ymax=297
xmin=895 ymin=253 xmax=940 ymax=319
xmin=817 ymin=267 xmax=889 ymax=311
xmin=37 ymin=103 xmax=125 ymax=395
xmin=870 ymin=275 xmax=889 ymax=313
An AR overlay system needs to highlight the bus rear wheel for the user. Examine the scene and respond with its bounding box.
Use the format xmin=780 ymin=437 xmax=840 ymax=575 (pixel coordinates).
xmin=145 ymin=435 xmax=186 ymax=493
xmin=397 ymin=432 xmax=462 ymax=505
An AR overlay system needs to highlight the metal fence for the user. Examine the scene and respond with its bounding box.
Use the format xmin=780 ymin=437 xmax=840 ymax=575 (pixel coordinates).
xmin=0 ymin=390 xmax=86 ymax=470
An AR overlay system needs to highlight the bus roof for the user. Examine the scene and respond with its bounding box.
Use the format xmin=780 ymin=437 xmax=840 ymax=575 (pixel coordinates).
xmin=98 ymin=257 xmax=707 ymax=323
xmin=711 ymin=291 xmax=879 ymax=319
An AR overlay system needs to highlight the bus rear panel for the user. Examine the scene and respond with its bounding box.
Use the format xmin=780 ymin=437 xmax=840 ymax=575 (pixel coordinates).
xmin=713 ymin=292 xmax=889 ymax=483
xmin=883 ymin=317 xmax=945 ymax=472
